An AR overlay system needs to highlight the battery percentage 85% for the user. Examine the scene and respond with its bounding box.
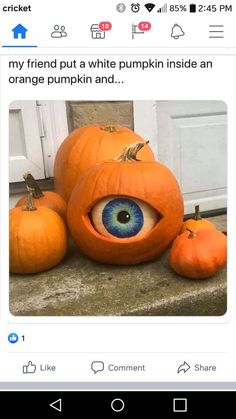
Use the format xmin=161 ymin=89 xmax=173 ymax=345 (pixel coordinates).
xmin=169 ymin=5 xmax=187 ymax=12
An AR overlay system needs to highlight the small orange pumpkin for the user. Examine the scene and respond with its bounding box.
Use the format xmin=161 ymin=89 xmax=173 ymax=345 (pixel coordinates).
xmin=180 ymin=205 xmax=216 ymax=233
xmin=54 ymin=125 xmax=155 ymax=201
xmin=15 ymin=173 xmax=67 ymax=221
xmin=169 ymin=228 xmax=227 ymax=279
xmin=10 ymin=190 xmax=67 ymax=274
xmin=67 ymin=141 xmax=184 ymax=265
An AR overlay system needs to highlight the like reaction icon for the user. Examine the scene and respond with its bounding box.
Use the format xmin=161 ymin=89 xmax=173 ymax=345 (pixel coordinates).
xmin=8 ymin=333 xmax=19 ymax=344
xmin=23 ymin=361 xmax=36 ymax=374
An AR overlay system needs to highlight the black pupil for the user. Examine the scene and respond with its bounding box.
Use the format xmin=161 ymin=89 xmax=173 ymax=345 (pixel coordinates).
xmin=117 ymin=211 xmax=130 ymax=224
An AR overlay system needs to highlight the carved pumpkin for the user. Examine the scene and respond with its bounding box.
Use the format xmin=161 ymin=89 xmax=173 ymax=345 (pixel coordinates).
xmin=10 ymin=190 xmax=67 ymax=274
xmin=67 ymin=141 xmax=184 ymax=265
xmin=54 ymin=125 xmax=155 ymax=201
xmin=180 ymin=205 xmax=216 ymax=233
xmin=169 ymin=228 xmax=227 ymax=279
xmin=16 ymin=173 xmax=67 ymax=221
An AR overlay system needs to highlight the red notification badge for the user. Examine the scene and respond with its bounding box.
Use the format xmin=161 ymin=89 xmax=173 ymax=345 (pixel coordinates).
xmin=99 ymin=22 xmax=112 ymax=31
xmin=138 ymin=21 xmax=151 ymax=31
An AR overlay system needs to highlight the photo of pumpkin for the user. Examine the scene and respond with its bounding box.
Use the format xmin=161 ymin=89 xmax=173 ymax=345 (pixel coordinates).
xmin=67 ymin=141 xmax=184 ymax=265
xmin=169 ymin=228 xmax=227 ymax=279
xmin=8 ymin=100 xmax=227 ymax=317
xmin=54 ymin=125 xmax=155 ymax=201
xmin=10 ymin=189 xmax=67 ymax=274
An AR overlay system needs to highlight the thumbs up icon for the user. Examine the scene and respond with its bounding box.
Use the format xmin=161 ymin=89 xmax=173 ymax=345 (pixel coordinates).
xmin=23 ymin=361 xmax=36 ymax=374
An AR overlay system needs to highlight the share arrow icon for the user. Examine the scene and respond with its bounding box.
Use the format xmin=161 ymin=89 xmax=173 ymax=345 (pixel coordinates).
xmin=177 ymin=361 xmax=191 ymax=374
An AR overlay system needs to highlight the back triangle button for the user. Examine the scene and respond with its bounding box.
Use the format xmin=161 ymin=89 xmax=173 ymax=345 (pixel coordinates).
xmin=50 ymin=398 xmax=62 ymax=412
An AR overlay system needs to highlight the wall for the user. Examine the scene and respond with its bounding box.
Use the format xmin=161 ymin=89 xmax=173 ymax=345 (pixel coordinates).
xmin=66 ymin=101 xmax=134 ymax=131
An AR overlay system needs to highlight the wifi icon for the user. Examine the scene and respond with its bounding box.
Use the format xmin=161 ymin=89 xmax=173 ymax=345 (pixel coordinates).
xmin=145 ymin=3 xmax=156 ymax=12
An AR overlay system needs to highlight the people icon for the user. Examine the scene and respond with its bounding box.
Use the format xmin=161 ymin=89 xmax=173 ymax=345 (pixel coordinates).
xmin=51 ymin=25 xmax=67 ymax=38
xmin=60 ymin=26 xmax=67 ymax=37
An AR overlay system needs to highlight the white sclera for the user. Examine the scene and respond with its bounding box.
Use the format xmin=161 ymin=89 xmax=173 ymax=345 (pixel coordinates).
xmin=91 ymin=195 xmax=159 ymax=239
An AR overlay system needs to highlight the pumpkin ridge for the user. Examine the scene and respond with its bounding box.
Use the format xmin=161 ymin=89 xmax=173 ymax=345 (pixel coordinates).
xmin=11 ymin=209 xmax=23 ymax=272
xmin=28 ymin=209 xmax=46 ymax=271
xmin=96 ymin=130 xmax=106 ymax=162
xmin=115 ymin=162 xmax=128 ymax=196
xmin=91 ymin=163 xmax=110 ymax=205
xmin=18 ymin=210 xmax=30 ymax=272
xmin=190 ymin=233 xmax=211 ymax=277
xmin=139 ymin=162 xmax=148 ymax=202
xmin=192 ymin=236 xmax=211 ymax=276
xmin=188 ymin=235 xmax=203 ymax=277
xmin=69 ymin=129 xmax=92 ymax=173
xmin=16 ymin=209 xmax=33 ymax=272
xmin=41 ymin=210 xmax=52 ymax=270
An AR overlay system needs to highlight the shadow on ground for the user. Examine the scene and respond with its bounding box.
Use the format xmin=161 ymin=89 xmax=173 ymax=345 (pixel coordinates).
xmin=9 ymin=215 xmax=227 ymax=316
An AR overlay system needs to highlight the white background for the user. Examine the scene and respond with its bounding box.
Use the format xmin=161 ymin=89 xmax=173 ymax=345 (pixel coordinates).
xmin=0 ymin=0 xmax=236 ymax=385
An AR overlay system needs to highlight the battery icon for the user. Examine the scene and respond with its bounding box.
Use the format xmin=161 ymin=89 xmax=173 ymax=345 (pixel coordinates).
xmin=189 ymin=4 xmax=196 ymax=13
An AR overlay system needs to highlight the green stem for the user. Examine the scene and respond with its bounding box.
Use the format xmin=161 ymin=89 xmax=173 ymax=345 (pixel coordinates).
xmin=23 ymin=173 xmax=44 ymax=199
xmin=186 ymin=228 xmax=197 ymax=239
xmin=101 ymin=126 xmax=117 ymax=133
xmin=116 ymin=140 xmax=149 ymax=162
xmin=23 ymin=188 xmax=37 ymax=211
xmin=194 ymin=205 xmax=202 ymax=220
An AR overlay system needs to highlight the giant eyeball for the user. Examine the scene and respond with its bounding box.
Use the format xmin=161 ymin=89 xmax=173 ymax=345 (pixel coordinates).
xmin=91 ymin=196 xmax=160 ymax=239
xmin=67 ymin=154 xmax=183 ymax=265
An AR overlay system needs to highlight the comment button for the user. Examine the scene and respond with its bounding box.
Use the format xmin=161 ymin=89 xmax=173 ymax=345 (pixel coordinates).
xmin=91 ymin=361 xmax=105 ymax=374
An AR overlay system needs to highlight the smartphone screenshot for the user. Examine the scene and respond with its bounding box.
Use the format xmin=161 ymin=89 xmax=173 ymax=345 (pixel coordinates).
xmin=0 ymin=0 xmax=235 ymax=416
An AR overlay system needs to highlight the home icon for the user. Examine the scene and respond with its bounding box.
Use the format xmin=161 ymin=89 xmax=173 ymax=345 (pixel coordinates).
xmin=12 ymin=24 xmax=28 ymax=39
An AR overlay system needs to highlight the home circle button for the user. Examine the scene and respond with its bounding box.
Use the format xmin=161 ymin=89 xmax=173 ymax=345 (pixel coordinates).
xmin=111 ymin=398 xmax=125 ymax=412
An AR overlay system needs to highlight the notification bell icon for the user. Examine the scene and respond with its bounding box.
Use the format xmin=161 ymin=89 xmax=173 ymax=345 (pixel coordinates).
xmin=171 ymin=24 xmax=185 ymax=39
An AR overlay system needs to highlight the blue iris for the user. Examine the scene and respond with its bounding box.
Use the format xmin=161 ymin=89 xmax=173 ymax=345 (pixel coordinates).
xmin=102 ymin=198 xmax=144 ymax=238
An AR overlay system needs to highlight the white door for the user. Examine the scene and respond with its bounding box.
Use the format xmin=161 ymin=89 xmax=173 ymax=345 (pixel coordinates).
xmin=134 ymin=101 xmax=227 ymax=214
xmin=9 ymin=101 xmax=45 ymax=182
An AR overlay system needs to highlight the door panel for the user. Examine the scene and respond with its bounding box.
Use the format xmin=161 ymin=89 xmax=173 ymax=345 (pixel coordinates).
xmin=156 ymin=101 xmax=227 ymax=214
xmin=173 ymin=115 xmax=227 ymax=193
xmin=9 ymin=101 xmax=45 ymax=182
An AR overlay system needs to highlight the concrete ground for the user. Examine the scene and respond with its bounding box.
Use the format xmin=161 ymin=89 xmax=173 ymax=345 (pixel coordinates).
xmin=9 ymin=215 xmax=227 ymax=316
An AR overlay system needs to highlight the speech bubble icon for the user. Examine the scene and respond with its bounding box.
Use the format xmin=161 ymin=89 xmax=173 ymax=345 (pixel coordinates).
xmin=91 ymin=361 xmax=104 ymax=374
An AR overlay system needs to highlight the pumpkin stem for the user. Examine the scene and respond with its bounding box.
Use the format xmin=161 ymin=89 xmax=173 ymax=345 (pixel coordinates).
xmin=101 ymin=125 xmax=117 ymax=133
xmin=23 ymin=172 xmax=44 ymax=199
xmin=23 ymin=188 xmax=37 ymax=211
xmin=186 ymin=228 xmax=197 ymax=239
xmin=115 ymin=140 xmax=149 ymax=162
xmin=194 ymin=205 xmax=202 ymax=220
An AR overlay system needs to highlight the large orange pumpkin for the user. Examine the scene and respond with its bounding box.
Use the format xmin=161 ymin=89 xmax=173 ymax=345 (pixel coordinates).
xmin=169 ymin=228 xmax=227 ymax=279
xmin=54 ymin=125 xmax=155 ymax=201
xmin=180 ymin=204 xmax=216 ymax=233
xmin=67 ymin=141 xmax=184 ymax=265
xmin=10 ymin=190 xmax=67 ymax=274
xmin=15 ymin=173 xmax=67 ymax=221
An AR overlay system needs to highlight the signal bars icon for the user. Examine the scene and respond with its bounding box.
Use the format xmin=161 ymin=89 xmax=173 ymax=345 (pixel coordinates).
xmin=157 ymin=3 xmax=167 ymax=13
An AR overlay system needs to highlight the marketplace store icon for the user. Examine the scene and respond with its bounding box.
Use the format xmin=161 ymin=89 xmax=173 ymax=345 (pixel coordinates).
xmin=90 ymin=24 xmax=105 ymax=39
